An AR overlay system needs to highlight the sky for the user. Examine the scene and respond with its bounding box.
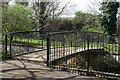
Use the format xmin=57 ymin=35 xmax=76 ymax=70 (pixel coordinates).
xmin=61 ymin=0 xmax=102 ymax=17
xmin=9 ymin=0 xmax=120 ymax=17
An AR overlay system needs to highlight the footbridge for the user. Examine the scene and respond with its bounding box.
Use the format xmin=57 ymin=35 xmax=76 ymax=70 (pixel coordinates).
xmin=3 ymin=31 xmax=120 ymax=79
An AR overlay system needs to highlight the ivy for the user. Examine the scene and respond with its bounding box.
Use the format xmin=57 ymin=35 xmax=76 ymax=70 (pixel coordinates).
xmin=38 ymin=2 xmax=48 ymax=33
xmin=100 ymin=1 xmax=119 ymax=42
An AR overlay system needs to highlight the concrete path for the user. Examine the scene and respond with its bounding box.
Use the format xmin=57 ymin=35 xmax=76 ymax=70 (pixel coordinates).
xmin=0 ymin=48 xmax=109 ymax=80
xmin=14 ymin=50 xmax=47 ymax=63
xmin=1 ymin=58 xmax=108 ymax=80
xmin=14 ymin=47 xmax=84 ymax=63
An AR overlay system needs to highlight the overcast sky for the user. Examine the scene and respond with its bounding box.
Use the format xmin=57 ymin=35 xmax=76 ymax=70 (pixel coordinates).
xmin=9 ymin=0 xmax=120 ymax=17
xmin=60 ymin=0 xmax=102 ymax=17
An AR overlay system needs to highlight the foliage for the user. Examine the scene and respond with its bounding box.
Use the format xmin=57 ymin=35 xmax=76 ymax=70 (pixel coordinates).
xmin=2 ymin=4 xmax=34 ymax=33
xmin=100 ymin=1 xmax=119 ymax=37
xmin=81 ymin=25 xmax=102 ymax=32
xmin=72 ymin=11 xmax=102 ymax=32
xmin=72 ymin=11 xmax=86 ymax=30
xmin=32 ymin=1 xmax=70 ymax=31
xmin=38 ymin=2 xmax=48 ymax=32
xmin=43 ymin=18 xmax=74 ymax=31
xmin=59 ymin=18 xmax=74 ymax=31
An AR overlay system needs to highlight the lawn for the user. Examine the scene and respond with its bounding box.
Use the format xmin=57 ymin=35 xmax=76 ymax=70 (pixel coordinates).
xmin=13 ymin=38 xmax=46 ymax=46
xmin=1 ymin=36 xmax=119 ymax=59
xmin=11 ymin=37 xmax=120 ymax=53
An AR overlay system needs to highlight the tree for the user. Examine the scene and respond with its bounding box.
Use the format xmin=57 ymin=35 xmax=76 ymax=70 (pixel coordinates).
xmin=2 ymin=4 xmax=34 ymax=33
xmin=14 ymin=0 xmax=29 ymax=6
xmin=72 ymin=11 xmax=102 ymax=32
xmin=31 ymin=1 xmax=70 ymax=31
xmin=87 ymin=0 xmax=101 ymax=15
xmin=72 ymin=11 xmax=86 ymax=30
xmin=100 ymin=1 xmax=119 ymax=40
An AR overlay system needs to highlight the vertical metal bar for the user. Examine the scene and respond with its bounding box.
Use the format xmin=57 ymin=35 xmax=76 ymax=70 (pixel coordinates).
xmin=42 ymin=40 xmax=43 ymax=48
xmin=91 ymin=34 xmax=93 ymax=49
xmin=69 ymin=36 xmax=71 ymax=68
xmin=57 ymin=36 xmax=59 ymax=69
xmin=119 ymin=43 xmax=120 ymax=54
xmin=75 ymin=32 xmax=77 ymax=52
xmin=62 ymin=34 xmax=65 ymax=68
xmin=50 ymin=36 xmax=52 ymax=67
xmin=97 ymin=34 xmax=99 ymax=49
xmin=53 ymin=39 xmax=55 ymax=68
xmin=5 ymin=32 xmax=7 ymax=58
xmin=99 ymin=34 xmax=101 ymax=49
xmin=47 ymin=34 xmax=50 ymax=67
xmin=87 ymin=34 xmax=90 ymax=76
xmin=103 ymin=34 xmax=104 ymax=49
xmin=59 ymin=37 xmax=60 ymax=70
xmin=28 ymin=33 xmax=29 ymax=52
xmin=10 ymin=33 xmax=12 ymax=57
xmin=71 ymin=40 xmax=72 ymax=68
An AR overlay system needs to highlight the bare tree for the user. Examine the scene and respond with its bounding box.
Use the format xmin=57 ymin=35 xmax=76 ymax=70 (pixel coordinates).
xmin=86 ymin=0 xmax=101 ymax=15
xmin=31 ymin=1 xmax=70 ymax=20
xmin=30 ymin=0 xmax=70 ymax=30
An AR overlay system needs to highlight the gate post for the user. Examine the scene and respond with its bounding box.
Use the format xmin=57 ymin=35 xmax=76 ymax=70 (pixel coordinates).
xmin=47 ymin=34 xmax=50 ymax=67
xmin=5 ymin=32 xmax=7 ymax=58
xmin=9 ymin=33 xmax=12 ymax=57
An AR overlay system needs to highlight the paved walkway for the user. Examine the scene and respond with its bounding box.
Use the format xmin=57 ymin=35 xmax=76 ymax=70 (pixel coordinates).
xmin=14 ymin=47 xmax=87 ymax=63
xmin=0 ymin=50 xmax=108 ymax=80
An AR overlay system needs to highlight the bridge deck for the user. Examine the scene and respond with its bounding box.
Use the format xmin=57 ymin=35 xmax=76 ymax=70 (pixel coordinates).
xmin=1 ymin=59 xmax=109 ymax=80
xmin=14 ymin=47 xmax=104 ymax=64
xmin=1 ymin=47 xmax=110 ymax=80
xmin=3 ymin=47 xmax=119 ymax=79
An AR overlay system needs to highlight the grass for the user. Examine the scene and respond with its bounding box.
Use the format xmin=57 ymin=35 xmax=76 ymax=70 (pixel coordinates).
xmin=12 ymin=37 xmax=119 ymax=48
xmin=12 ymin=38 xmax=120 ymax=53
xmin=0 ymin=50 xmax=12 ymax=59
xmin=0 ymin=54 xmax=2 ymax=58
xmin=12 ymin=37 xmax=47 ymax=46
xmin=1 ymin=36 xmax=119 ymax=59
xmin=0 ymin=53 xmax=8 ymax=59
xmin=12 ymin=38 xmax=105 ymax=49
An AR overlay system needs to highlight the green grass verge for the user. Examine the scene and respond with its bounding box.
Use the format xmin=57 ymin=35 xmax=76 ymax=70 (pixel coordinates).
xmin=10 ymin=37 xmax=120 ymax=54
xmin=12 ymin=37 xmax=47 ymax=46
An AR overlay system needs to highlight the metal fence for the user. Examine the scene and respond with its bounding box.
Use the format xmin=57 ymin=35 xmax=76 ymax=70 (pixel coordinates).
xmin=2 ymin=30 xmax=65 ymax=58
xmin=2 ymin=30 xmax=120 ymax=79
xmin=47 ymin=31 xmax=120 ymax=79
xmin=3 ymin=31 xmax=48 ymax=57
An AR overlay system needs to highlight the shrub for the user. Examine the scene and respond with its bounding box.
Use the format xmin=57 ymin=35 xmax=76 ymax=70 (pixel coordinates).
xmin=2 ymin=4 xmax=34 ymax=33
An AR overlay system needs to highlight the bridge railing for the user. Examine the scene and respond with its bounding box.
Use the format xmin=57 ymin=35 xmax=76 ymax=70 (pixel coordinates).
xmin=47 ymin=31 xmax=120 ymax=79
xmin=2 ymin=31 xmax=48 ymax=57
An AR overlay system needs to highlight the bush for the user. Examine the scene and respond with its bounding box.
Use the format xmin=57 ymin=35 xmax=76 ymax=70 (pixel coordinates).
xmin=43 ymin=18 xmax=74 ymax=31
xmin=72 ymin=11 xmax=103 ymax=32
xmin=72 ymin=11 xmax=86 ymax=30
xmin=2 ymin=4 xmax=34 ymax=33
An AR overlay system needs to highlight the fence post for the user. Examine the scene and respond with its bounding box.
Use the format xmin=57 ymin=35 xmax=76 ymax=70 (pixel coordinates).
xmin=5 ymin=32 xmax=7 ymax=58
xmin=10 ymin=33 xmax=12 ymax=57
xmin=47 ymin=34 xmax=50 ymax=67
xmin=28 ymin=33 xmax=29 ymax=52
xmin=87 ymin=37 xmax=90 ymax=75
xmin=103 ymin=34 xmax=104 ymax=49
